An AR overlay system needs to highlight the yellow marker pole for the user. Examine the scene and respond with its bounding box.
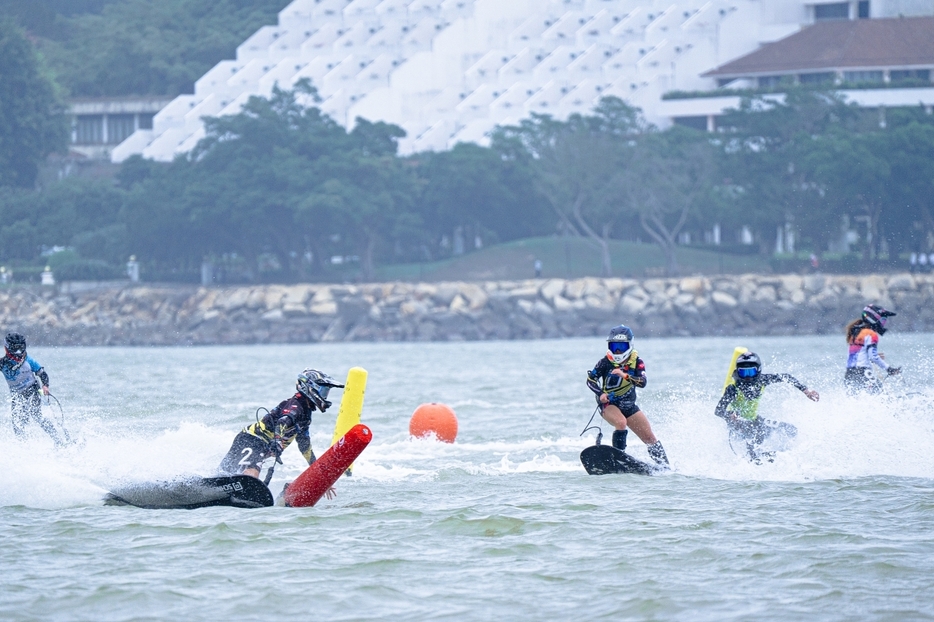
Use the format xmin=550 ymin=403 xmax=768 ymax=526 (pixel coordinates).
xmin=331 ymin=367 xmax=367 ymax=474
xmin=722 ymin=347 xmax=749 ymax=393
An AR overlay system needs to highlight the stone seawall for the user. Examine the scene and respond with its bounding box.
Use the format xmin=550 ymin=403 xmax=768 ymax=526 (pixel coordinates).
xmin=2 ymin=273 xmax=932 ymax=346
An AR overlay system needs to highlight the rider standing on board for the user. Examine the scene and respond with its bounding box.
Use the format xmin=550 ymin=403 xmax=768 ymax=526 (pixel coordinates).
xmin=219 ymin=369 xmax=344 ymax=479
xmin=845 ymin=304 xmax=900 ymax=394
xmin=586 ymin=325 xmax=669 ymax=468
xmin=1 ymin=332 xmax=66 ymax=446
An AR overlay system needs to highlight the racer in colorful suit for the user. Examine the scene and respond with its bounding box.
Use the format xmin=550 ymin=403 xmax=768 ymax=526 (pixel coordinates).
xmin=844 ymin=304 xmax=900 ymax=394
xmin=586 ymin=325 xmax=669 ymax=468
xmin=1 ymin=333 xmax=66 ymax=445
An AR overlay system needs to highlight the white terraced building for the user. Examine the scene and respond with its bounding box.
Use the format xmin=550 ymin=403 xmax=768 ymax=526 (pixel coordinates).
xmin=111 ymin=0 xmax=934 ymax=162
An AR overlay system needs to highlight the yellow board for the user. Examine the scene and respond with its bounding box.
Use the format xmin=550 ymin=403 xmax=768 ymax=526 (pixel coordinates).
xmin=331 ymin=367 xmax=367 ymax=474
xmin=722 ymin=347 xmax=749 ymax=393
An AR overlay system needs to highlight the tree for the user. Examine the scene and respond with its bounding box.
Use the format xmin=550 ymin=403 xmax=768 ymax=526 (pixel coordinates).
xmin=717 ymin=89 xmax=857 ymax=254
xmin=0 ymin=19 xmax=68 ymax=188
xmin=412 ymin=142 xmax=549 ymax=259
xmin=493 ymin=97 xmax=645 ymax=276
xmin=619 ymin=127 xmax=718 ymax=276
xmin=36 ymin=0 xmax=292 ymax=97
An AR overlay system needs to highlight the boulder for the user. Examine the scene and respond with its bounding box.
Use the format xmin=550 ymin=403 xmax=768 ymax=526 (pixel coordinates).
xmin=887 ymin=273 xmax=916 ymax=292
xmin=711 ymin=291 xmax=737 ymax=308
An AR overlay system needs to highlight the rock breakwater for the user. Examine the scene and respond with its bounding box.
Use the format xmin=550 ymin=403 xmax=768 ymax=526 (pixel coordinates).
xmin=2 ymin=273 xmax=932 ymax=346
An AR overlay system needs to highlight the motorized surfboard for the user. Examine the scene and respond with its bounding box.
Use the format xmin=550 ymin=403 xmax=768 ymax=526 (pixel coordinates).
xmin=104 ymin=475 xmax=274 ymax=509
xmin=580 ymin=444 xmax=663 ymax=476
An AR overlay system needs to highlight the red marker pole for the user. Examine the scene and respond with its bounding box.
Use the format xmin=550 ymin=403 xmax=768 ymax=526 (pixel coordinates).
xmin=284 ymin=424 xmax=372 ymax=508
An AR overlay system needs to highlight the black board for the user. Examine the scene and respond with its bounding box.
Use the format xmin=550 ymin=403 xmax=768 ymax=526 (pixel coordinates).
xmin=104 ymin=475 xmax=274 ymax=509
xmin=580 ymin=444 xmax=663 ymax=476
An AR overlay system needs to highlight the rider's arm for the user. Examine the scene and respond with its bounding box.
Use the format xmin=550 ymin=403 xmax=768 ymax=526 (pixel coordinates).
xmin=863 ymin=335 xmax=890 ymax=371
xmin=296 ymin=428 xmax=315 ymax=465
xmin=586 ymin=360 xmax=606 ymax=395
xmin=765 ymin=373 xmax=810 ymax=392
xmin=715 ymin=385 xmax=737 ymax=420
xmin=28 ymin=358 xmax=49 ymax=387
xmin=628 ymin=357 xmax=647 ymax=389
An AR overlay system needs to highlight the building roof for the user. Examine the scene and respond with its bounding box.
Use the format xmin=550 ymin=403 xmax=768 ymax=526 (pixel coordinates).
xmin=704 ymin=16 xmax=934 ymax=78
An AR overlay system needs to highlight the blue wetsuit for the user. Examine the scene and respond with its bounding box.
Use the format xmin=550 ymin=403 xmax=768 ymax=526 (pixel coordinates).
xmin=1 ymin=354 xmax=63 ymax=444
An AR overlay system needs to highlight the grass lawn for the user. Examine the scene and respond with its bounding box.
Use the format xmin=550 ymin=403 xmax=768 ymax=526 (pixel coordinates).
xmin=374 ymin=237 xmax=770 ymax=282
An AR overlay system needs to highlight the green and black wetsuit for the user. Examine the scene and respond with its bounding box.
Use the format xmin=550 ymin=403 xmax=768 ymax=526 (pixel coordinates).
xmin=715 ymin=374 xmax=809 ymax=462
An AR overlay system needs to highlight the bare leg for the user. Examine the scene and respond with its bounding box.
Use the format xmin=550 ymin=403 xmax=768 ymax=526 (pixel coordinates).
xmin=242 ymin=467 xmax=260 ymax=478
xmin=625 ymin=411 xmax=658 ymax=445
xmin=600 ymin=404 xmax=628 ymax=430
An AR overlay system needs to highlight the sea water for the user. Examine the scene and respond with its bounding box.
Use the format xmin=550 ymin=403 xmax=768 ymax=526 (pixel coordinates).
xmin=1 ymin=334 xmax=933 ymax=621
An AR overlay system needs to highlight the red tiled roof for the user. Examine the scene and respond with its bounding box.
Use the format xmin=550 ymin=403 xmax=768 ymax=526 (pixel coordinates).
xmin=704 ymin=16 xmax=934 ymax=77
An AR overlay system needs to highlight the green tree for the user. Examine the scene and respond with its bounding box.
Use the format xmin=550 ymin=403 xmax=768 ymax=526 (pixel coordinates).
xmin=0 ymin=19 xmax=68 ymax=188
xmin=37 ymin=0 xmax=291 ymax=97
xmin=619 ymin=127 xmax=719 ymax=276
xmin=717 ymin=89 xmax=857 ymax=254
xmin=493 ymin=97 xmax=645 ymax=276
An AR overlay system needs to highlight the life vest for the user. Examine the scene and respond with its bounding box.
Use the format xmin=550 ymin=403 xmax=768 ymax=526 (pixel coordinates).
xmin=730 ymin=386 xmax=761 ymax=421
xmin=602 ymin=349 xmax=640 ymax=396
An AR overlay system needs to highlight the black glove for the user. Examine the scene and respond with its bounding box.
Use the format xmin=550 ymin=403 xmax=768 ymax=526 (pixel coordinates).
xmin=887 ymin=367 xmax=902 ymax=376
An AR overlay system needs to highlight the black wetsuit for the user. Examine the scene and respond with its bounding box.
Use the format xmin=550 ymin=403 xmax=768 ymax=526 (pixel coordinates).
xmin=219 ymin=393 xmax=319 ymax=475
xmin=586 ymin=352 xmax=647 ymax=418
xmin=715 ymin=374 xmax=810 ymax=462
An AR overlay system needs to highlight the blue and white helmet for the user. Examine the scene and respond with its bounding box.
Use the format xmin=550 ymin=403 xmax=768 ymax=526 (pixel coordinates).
xmin=606 ymin=325 xmax=634 ymax=364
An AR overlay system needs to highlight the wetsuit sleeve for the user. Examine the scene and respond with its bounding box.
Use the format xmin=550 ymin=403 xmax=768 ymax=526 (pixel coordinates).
xmin=629 ymin=357 xmax=647 ymax=388
xmin=586 ymin=359 xmax=606 ymax=395
xmin=28 ymin=358 xmax=49 ymax=387
xmin=715 ymin=385 xmax=737 ymax=420
xmin=296 ymin=426 xmax=315 ymax=465
xmin=763 ymin=373 xmax=809 ymax=392
xmin=863 ymin=335 xmax=889 ymax=371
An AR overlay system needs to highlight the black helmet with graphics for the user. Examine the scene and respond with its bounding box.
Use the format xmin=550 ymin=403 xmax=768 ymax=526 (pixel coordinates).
xmin=733 ymin=351 xmax=762 ymax=382
xmin=296 ymin=369 xmax=344 ymax=411
xmin=5 ymin=333 xmax=26 ymax=362
xmin=862 ymin=304 xmax=896 ymax=334
xmin=606 ymin=325 xmax=634 ymax=364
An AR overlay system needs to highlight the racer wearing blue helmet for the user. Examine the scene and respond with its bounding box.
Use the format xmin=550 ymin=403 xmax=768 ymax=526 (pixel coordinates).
xmin=715 ymin=351 xmax=819 ymax=463
xmin=586 ymin=325 xmax=669 ymax=467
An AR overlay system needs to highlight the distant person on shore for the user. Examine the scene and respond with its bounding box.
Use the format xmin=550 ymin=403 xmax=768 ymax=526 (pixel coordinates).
xmin=909 ymin=252 xmax=918 ymax=273
xmin=219 ymin=369 xmax=344 ymax=495
xmin=586 ymin=325 xmax=670 ymax=468
xmin=845 ymin=304 xmax=900 ymax=394
xmin=715 ymin=352 xmax=819 ymax=464
xmin=1 ymin=333 xmax=67 ymax=446
xmin=919 ymin=253 xmax=929 ymax=273
xmin=534 ymin=259 xmax=542 ymax=278
xmin=809 ymin=253 xmax=820 ymax=272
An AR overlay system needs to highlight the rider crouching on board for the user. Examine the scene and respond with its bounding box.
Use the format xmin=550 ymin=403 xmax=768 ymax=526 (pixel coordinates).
xmin=586 ymin=325 xmax=669 ymax=468
xmin=220 ymin=369 xmax=343 ymax=487
xmin=844 ymin=304 xmax=900 ymax=395
xmin=715 ymin=352 xmax=819 ymax=464
xmin=1 ymin=332 xmax=66 ymax=446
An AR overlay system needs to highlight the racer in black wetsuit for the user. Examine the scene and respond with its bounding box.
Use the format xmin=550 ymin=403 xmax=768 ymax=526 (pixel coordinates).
xmin=715 ymin=352 xmax=819 ymax=463
xmin=1 ymin=333 xmax=66 ymax=446
xmin=219 ymin=369 xmax=344 ymax=478
xmin=586 ymin=325 xmax=669 ymax=467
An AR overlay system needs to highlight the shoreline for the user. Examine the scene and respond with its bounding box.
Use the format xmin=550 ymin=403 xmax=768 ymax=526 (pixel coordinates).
xmin=2 ymin=273 xmax=931 ymax=346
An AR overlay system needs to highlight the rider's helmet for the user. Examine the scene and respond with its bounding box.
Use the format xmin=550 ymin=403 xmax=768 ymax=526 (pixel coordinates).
xmin=606 ymin=325 xmax=634 ymax=364
xmin=862 ymin=304 xmax=896 ymax=335
xmin=4 ymin=333 xmax=26 ymax=363
xmin=733 ymin=351 xmax=762 ymax=382
xmin=296 ymin=369 xmax=345 ymax=411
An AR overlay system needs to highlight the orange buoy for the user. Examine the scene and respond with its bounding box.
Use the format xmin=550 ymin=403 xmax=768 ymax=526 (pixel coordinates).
xmin=409 ymin=403 xmax=458 ymax=443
